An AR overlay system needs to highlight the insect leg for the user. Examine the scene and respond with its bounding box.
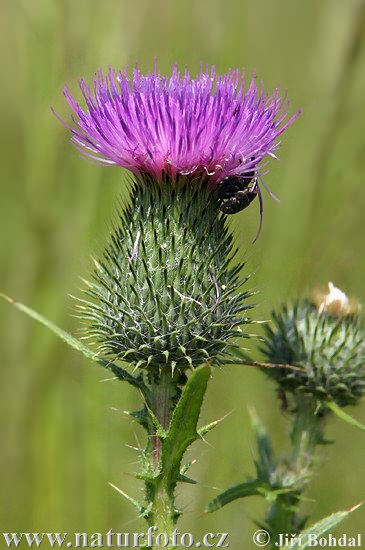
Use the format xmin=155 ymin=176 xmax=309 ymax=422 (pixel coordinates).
xmin=252 ymin=180 xmax=263 ymax=244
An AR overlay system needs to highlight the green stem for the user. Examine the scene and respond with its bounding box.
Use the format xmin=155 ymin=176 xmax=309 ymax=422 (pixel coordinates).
xmin=267 ymin=491 xmax=301 ymax=547
xmin=150 ymin=370 xmax=176 ymax=465
xmin=141 ymin=365 xmax=210 ymax=549
xmin=267 ymin=397 xmax=326 ymax=548
xmin=151 ymin=369 xmax=178 ymax=426
xmin=290 ymin=396 xmax=325 ymax=468
xmin=146 ymin=369 xmax=181 ymax=549
xmin=149 ymin=485 xmax=176 ymax=547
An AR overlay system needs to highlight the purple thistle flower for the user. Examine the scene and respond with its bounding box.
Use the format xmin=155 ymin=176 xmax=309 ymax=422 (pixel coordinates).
xmin=55 ymin=64 xmax=300 ymax=184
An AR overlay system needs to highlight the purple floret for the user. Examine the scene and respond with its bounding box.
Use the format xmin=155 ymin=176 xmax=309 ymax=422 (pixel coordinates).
xmin=55 ymin=64 xmax=300 ymax=184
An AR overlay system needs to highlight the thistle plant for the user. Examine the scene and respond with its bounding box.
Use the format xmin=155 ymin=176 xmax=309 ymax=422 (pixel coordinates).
xmin=208 ymin=283 xmax=365 ymax=548
xmin=2 ymin=64 xmax=300 ymax=546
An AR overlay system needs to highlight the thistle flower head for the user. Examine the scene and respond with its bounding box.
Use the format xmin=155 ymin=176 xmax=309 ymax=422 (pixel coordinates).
xmin=56 ymin=64 xmax=300 ymax=184
xmin=57 ymin=64 xmax=300 ymax=373
xmin=261 ymin=289 xmax=365 ymax=409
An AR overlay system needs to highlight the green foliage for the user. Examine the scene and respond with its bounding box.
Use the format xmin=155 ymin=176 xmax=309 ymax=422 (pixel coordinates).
xmin=80 ymin=175 xmax=253 ymax=371
xmin=286 ymin=504 xmax=362 ymax=549
xmin=207 ymin=407 xmax=325 ymax=540
xmin=261 ymin=301 xmax=365 ymax=408
xmin=327 ymin=401 xmax=365 ymax=431
xmin=206 ymin=411 xmax=304 ymax=514
xmin=207 ymin=480 xmax=275 ymax=512
xmin=0 ymin=292 xmax=147 ymax=394
xmin=159 ymin=365 xmax=211 ymax=487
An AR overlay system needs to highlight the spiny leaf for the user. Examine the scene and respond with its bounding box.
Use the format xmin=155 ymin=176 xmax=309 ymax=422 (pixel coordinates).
xmin=144 ymin=403 xmax=167 ymax=438
xmin=249 ymin=407 xmax=274 ymax=469
xmin=177 ymin=473 xmax=197 ymax=484
xmin=127 ymin=407 xmax=150 ymax=430
xmin=286 ymin=503 xmax=363 ymax=549
xmin=160 ymin=365 xmax=211 ymax=487
xmin=108 ymin=482 xmax=148 ymax=517
xmin=327 ymin=401 xmax=365 ymax=431
xmin=0 ymin=293 xmax=146 ymax=394
xmin=198 ymin=413 xmax=229 ymax=437
xmin=206 ymin=480 xmax=269 ymax=512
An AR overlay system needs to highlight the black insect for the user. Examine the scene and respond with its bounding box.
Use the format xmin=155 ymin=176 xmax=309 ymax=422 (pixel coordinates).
xmin=218 ymin=167 xmax=258 ymax=215
xmin=217 ymin=160 xmax=270 ymax=243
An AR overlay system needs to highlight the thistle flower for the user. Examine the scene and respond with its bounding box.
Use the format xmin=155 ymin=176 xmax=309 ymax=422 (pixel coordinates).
xmin=56 ymin=64 xmax=299 ymax=373
xmin=56 ymin=64 xmax=300 ymax=184
xmin=261 ymin=287 xmax=365 ymax=408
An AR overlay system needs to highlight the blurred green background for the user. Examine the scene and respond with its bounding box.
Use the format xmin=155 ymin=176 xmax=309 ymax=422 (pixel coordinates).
xmin=1 ymin=0 xmax=365 ymax=547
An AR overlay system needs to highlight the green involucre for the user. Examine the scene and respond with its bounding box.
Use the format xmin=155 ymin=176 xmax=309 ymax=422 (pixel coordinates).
xmin=261 ymin=301 xmax=365 ymax=407
xmin=78 ymin=175 xmax=253 ymax=371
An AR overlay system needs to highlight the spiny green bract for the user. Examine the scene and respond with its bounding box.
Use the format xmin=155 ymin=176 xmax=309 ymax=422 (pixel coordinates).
xmin=78 ymin=175 xmax=253 ymax=371
xmin=261 ymin=301 xmax=365 ymax=408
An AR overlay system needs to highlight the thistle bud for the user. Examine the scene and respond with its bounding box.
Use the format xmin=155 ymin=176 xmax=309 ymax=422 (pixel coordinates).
xmin=261 ymin=287 xmax=365 ymax=408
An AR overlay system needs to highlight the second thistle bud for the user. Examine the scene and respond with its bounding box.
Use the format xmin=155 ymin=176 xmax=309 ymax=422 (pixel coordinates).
xmin=261 ymin=284 xmax=365 ymax=408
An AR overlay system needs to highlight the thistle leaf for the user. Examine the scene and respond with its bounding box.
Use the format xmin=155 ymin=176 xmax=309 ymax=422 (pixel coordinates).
xmin=198 ymin=414 xmax=228 ymax=437
xmin=327 ymin=401 xmax=365 ymax=431
xmin=160 ymin=365 xmax=211 ymax=487
xmin=108 ymin=482 xmax=148 ymax=517
xmin=206 ymin=480 xmax=268 ymax=512
xmin=286 ymin=503 xmax=362 ymax=549
xmin=177 ymin=473 xmax=197 ymax=484
xmin=0 ymin=293 xmax=146 ymax=393
xmin=144 ymin=403 xmax=167 ymax=438
xmin=249 ymin=408 xmax=274 ymax=469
